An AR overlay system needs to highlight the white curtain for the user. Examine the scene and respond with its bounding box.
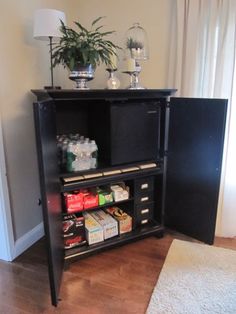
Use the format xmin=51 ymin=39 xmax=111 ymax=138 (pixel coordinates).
xmin=167 ymin=0 xmax=236 ymax=237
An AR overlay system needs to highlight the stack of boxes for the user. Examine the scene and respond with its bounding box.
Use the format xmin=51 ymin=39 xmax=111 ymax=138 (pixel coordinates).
xmin=62 ymin=214 xmax=86 ymax=249
xmin=64 ymin=189 xmax=99 ymax=213
xmin=62 ymin=182 xmax=133 ymax=249
xmin=83 ymin=212 xmax=104 ymax=245
xmin=88 ymin=210 xmax=118 ymax=241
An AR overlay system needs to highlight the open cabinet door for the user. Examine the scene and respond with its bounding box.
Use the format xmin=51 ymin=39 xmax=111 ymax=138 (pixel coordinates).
xmin=34 ymin=100 xmax=64 ymax=306
xmin=165 ymin=97 xmax=227 ymax=244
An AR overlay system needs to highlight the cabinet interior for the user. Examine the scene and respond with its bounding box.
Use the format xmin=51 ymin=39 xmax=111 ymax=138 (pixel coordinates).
xmin=50 ymin=97 xmax=165 ymax=262
xmin=55 ymin=98 xmax=163 ymax=171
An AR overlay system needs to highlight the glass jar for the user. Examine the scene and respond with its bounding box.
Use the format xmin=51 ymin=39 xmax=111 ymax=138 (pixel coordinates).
xmin=125 ymin=23 xmax=149 ymax=61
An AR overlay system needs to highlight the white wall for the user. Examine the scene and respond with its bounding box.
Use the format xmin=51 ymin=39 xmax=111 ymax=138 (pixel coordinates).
xmin=69 ymin=0 xmax=173 ymax=89
xmin=0 ymin=117 xmax=14 ymax=261
xmin=0 ymin=0 xmax=76 ymax=258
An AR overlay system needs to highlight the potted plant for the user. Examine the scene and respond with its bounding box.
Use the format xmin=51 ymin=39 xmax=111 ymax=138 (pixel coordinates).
xmin=52 ymin=17 xmax=120 ymax=89
xmin=126 ymin=37 xmax=144 ymax=51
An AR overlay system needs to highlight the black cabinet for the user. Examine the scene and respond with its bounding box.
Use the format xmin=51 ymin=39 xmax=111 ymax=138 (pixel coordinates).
xmin=32 ymin=89 xmax=227 ymax=306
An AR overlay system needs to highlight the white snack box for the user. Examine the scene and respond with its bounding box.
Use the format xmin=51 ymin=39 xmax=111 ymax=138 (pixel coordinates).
xmin=83 ymin=212 xmax=104 ymax=245
xmin=90 ymin=210 xmax=118 ymax=240
xmin=111 ymin=183 xmax=129 ymax=202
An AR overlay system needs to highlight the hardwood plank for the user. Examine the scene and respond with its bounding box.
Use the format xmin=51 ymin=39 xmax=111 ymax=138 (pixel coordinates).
xmin=0 ymin=233 xmax=235 ymax=313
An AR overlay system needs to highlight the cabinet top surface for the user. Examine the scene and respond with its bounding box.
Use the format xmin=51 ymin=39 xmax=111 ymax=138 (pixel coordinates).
xmin=32 ymin=88 xmax=177 ymax=101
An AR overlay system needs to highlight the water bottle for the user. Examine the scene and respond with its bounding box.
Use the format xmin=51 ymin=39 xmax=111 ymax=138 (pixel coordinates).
xmin=83 ymin=139 xmax=91 ymax=170
xmin=62 ymin=139 xmax=69 ymax=170
xmin=57 ymin=138 xmax=63 ymax=169
xmin=66 ymin=142 xmax=76 ymax=172
xmin=90 ymin=140 xmax=98 ymax=169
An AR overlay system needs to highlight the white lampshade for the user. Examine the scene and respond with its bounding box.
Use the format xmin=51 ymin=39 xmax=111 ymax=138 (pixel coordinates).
xmin=33 ymin=9 xmax=66 ymax=40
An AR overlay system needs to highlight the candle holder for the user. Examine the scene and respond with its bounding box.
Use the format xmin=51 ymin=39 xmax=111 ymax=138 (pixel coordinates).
xmin=106 ymin=69 xmax=120 ymax=89
xmin=123 ymin=64 xmax=144 ymax=89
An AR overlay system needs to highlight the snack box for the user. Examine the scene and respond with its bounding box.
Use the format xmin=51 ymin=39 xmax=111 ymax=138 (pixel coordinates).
xmin=64 ymin=191 xmax=83 ymax=213
xmin=82 ymin=189 xmax=99 ymax=209
xmin=90 ymin=210 xmax=118 ymax=240
xmin=97 ymin=187 xmax=113 ymax=205
xmin=62 ymin=214 xmax=86 ymax=249
xmin=83 ymin=212 xmax=104 ymax=245
xmin=106 ymin=207 xmax=132 ymax=234
xmin=110 ymin=182 xmax=129 ymax=202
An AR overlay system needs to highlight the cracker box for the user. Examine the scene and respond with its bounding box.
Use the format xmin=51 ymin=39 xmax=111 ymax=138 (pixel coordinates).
xmin=106 ymin=207 xmax=132 ymax=234
xmin=110 ymin=182 xmax=129 ymax=202
xmin=83 ymin=212 xmax=104 ymax=245
xmin=64 ymin=191 xmax=84 ymax=213
xmin=90 ymin=210 xmax=118 ymax=240
xmin=62 ymin=214 xmax=86 ymax=249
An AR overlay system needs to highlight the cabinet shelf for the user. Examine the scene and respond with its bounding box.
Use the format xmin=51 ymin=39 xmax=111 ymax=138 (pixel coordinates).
xmin=62 ymin=197 xmax=134 ymax=216
xmin=64 ymin=220 xmax=163 ymax=263
xmin=61 ymin=164 xmax=162 ymax=192
xmin=61 ymin=161 xmax=162 ymax=179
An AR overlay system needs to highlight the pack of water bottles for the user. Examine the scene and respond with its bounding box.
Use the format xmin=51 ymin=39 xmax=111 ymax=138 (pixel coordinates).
xmin=57 ymin=133 xmax=98 ymax=172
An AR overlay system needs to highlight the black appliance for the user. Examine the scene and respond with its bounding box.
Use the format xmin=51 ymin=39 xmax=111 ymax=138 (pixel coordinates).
xmin=90 ymin=100 xmax=161 ymax=166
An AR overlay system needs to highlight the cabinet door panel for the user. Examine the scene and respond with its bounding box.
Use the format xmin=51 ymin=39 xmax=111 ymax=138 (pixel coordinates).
xmin=165 ymin=97 xmax=227 ymax=244
xmin=34 ymin=100 xmax=64 ymax=306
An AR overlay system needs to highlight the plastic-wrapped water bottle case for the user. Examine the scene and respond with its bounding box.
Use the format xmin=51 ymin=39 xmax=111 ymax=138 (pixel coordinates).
xmin=57 ymin=133 xmax=98 ymax=172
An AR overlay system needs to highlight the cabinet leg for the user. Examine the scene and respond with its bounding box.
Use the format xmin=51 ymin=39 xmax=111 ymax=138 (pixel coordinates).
xmin=155 ymin=231 xmax=164 ymax=239
xmin=64 ymin=261 xmax=70 ymax=271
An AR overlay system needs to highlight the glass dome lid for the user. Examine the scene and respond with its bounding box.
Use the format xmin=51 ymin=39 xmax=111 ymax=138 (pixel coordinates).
xmin=125 ymin=23 xmax=149 ymax=60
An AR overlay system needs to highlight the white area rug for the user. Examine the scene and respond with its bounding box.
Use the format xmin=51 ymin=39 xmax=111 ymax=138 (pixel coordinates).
xmin=146 ymin=239 xmax=236 ymax=314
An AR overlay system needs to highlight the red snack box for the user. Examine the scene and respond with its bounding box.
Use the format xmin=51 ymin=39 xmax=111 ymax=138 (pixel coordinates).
xmin=83 ymin=192 xmax=99 ymax=209
xmin=64 ymin=191 xmax=84 ymax=213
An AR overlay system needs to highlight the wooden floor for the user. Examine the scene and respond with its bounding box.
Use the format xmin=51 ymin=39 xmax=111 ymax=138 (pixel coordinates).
xmin=0 ymin=232 xmax=236 ymax=314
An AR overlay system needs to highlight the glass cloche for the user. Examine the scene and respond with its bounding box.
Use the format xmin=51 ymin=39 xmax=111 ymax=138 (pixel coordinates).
xmin=124 ymin=23 xmax=149 ymax=89
xmin=125 ymin=23 xmax=149 ymax=61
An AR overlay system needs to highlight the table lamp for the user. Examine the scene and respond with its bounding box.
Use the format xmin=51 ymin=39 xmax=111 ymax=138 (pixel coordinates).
xmin=33 ymin=9 xmax=66 ymax=89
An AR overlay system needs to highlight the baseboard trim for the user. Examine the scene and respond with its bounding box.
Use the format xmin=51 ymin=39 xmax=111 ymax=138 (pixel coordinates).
xmin=13 ymin=222 xmax=44 ymax=260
